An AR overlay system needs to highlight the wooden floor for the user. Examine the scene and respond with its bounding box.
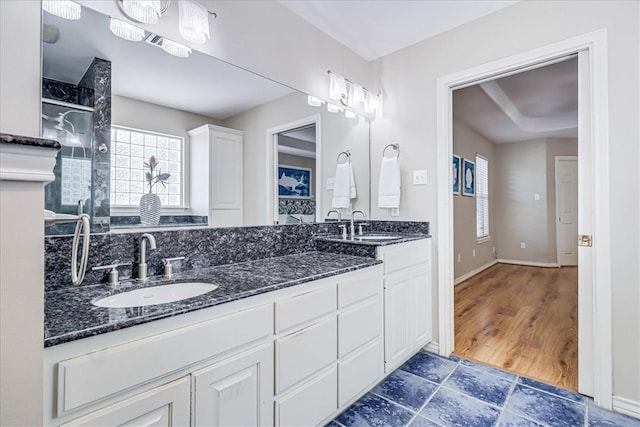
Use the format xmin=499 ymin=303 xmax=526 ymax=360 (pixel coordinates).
xmin=454 ymin=263 xmax=578 ymax=391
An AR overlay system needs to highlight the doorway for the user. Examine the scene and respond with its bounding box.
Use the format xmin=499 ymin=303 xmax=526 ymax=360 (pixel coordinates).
xmin=436 ymin=30 xmax=612 ymax=407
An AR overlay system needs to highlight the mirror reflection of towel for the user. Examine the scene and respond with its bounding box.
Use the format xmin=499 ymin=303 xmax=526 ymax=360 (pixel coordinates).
xmin=378 ymin=157 xmax=400 ymax=208
xmin=332 ymin=162 xmax=356 ymax=209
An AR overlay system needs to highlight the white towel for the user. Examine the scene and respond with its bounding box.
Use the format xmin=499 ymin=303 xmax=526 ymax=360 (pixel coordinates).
xmin=332 ymin=162 xmax=357 ymax=209
xmin=378 ymin=156 xmax=401 ymax=208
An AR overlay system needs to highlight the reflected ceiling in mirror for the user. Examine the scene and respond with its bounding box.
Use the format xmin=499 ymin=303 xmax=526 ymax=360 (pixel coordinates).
xmin=42 ymin=6 xmax=294 ymax=119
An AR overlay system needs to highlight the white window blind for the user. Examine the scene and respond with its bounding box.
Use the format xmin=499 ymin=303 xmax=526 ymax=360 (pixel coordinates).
xmin=476 ymin=154 xmax=489 ymax=239
xmin=110 ymin=126 xmax=183 ymax=207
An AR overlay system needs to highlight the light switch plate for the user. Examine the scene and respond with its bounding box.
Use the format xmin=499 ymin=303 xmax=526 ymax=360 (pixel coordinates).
xmin=413 ymin=169 xmax=427 ymax=185
xmin=534 ymin=193 xmax=540 ymax=201
xmin=391 ymin=207 xmax=400 ymax=217
xmin=326 ymin=178 xmax=335 ymax=190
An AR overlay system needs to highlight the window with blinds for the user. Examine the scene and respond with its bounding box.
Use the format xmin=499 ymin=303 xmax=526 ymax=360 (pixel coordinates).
xmin=476 ymin=154 xmax=489 ymax=240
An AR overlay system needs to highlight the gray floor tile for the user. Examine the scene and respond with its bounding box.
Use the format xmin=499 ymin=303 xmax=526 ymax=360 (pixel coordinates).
xmin=336 ymin=392 xmax=415 ymax=427
xmin=444 ymin=364 xmax=514 ymax=407
xmin=506 ymin=383 xmax=585 ymax=426
xmin=420 ymin=387 xmax=501 ymax=427
xmin=400 ymin=352 xmax=458 ymax=384
xmin=373 ymin=369 xmax=438 ymax=411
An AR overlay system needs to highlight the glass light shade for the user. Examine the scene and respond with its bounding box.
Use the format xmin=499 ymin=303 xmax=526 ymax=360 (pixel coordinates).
xmin=121 ymin=0 xmax=161 ymax=24
xmin=162 ymin=38 xmax=192 ymax=58
xmin=345 ymin=110 xmax=356 ymax=119
xmin=307 ymin=95 xmax=324 ymax=107
xmin=42 ymin=0 xmax=81 ymax=20
xmin=179 ymin=0 xmax=210 ymax=44
xmin=364 ymin=91 xmax=378 ymax=114
xmin=329 ymin=72 xmax=347 ymax=100
xmin=349 ymin=83 xmax=365 ymax=106
xmin=110 ymin=18 xmax=145 ymax=42
xmin=327 ymin=103 xmax=343 ymax=113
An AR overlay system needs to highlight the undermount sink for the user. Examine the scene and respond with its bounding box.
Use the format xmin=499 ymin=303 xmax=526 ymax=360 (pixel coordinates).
xmin=93 ymin=282 xmax=218 ymax=308
xmin=355 ymin=235 xmax=401 ymax=241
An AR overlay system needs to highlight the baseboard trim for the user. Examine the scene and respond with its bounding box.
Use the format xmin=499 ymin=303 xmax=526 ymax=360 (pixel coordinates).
xmin=423 ymin=341 xmax=440 ymax=355
xmin=612 ymin=395 xmax=640 ymax=419
xmin=454 ymin=260 xmax=499 ymax=285
xmin=497 ymin=259 xmax=560 ymax=268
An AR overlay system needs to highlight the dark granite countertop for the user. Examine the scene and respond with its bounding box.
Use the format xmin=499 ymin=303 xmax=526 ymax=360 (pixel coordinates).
xmin=0 ymin=132 xmax=61 ymax=150
xmin=44 ymin=251 xmax=381 ymax=347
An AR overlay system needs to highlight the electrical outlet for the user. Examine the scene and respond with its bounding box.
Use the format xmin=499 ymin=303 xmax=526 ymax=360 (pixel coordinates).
xmin=520 ymin=242 xmax=526 ymax=249
xmin=326 ymin=178 xmax=335 ymax=190
xmin=412 ymin=170 xmax=428 ymax=185
xmin=457 ymin=253 xmax=461 ymax=262
xmin=534 ymin=193 xmax=541 ymax=201
xmin=472 ymin=249 xmax=476 ymax=257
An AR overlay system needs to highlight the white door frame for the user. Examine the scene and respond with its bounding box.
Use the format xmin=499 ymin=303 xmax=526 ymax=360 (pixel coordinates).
xmin=265 ymin=114 xmax=322 ymax=225
xmin=436 ymin=29 xmax=611 ymax=407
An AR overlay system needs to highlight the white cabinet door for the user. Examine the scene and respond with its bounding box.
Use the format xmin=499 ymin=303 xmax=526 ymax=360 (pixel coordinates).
xmin=410 ymin=265 xmax=431 ymax=348
xmin=383 ymin=272 xmax=412 ymax=372
xmin=61 ymin=377 xmax=190 ymax=427
xmin=192 ymin=344 xmax=273 ymax=427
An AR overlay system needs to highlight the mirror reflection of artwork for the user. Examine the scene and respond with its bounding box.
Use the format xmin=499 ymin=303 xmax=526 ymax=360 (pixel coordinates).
xmin=452 ymin=154 xmax=461 ymax=195
xmin=462 ymin=158 xmax=475 ymax=196
xmin=278 ymin=165 xmax=312 ymax=198
xmin=42 ymin=102 xmax=93 ymax=209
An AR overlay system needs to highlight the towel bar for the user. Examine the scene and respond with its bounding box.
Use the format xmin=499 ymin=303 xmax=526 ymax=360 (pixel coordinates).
xmin=383 ymin=143 xmax=400 ymax=158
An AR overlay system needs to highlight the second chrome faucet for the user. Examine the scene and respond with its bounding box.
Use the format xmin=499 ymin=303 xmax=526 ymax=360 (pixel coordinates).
xmin=138 ymin=233 xmax=157 ymax=281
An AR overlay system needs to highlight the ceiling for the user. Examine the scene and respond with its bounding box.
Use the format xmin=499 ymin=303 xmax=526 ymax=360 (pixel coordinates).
xmin=453 ymin=57 xmax=579 ymax=143
xmin=280 ymin=0 xmax=520 ymax=61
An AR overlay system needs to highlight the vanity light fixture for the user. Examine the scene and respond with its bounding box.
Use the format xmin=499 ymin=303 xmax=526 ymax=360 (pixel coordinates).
xmin=344 ymin=110 xmax=356 ymax=119
xmin=349 ymin=83 xmax=365 ymax=106
xmin=307 ymin=95 xmax=325 ymax=107
xmin=364 ymin=90 xmax=379 ymax=114
xmin=329 ymin=72 xmax=347 ymax=102
xmin=327 ymin=103 xmax=343 ymax=114
xmin=120 ymin=0 xmax=162 ymax=24
xmin=179 ymin=0 xmax=211 ymax=44
xmin=42 ymin=0 xmax=81 ymax=20
xmin=161 ymin=38 xmax=192 ymax=58
xmin=110 ymin=17 xmax=145 ymax=42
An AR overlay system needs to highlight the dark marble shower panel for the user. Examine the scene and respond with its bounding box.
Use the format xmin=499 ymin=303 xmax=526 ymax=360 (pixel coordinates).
xmin=79 ymin=58 xmax=111 ymax=228
xmin=279 ymin=199 xmax=316 ymax=215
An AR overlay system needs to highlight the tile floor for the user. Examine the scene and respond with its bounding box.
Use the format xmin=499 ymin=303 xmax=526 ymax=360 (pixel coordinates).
xmin=328 ymin=351 xmax=640 ymax=427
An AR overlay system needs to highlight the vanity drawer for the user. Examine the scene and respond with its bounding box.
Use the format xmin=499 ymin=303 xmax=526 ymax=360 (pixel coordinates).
xmin=338 ymin=339 xmax=382 ymax=406
xmin=337 ymin=268 xmax=381 ymax=308
xmin=275 ymin=284 xmax=336 ymax=333
xmin=379 ymin=239 xmax=430 ymax=274
xmin=275 ymin=366 xmax=338 ymax=427
xmin=56 ymin=304 xmax=272 ymax=415
xmin=338 ymin=297 xmax=381 ymax=358
xmin=275 ymin=316 xmax=337 ymax=393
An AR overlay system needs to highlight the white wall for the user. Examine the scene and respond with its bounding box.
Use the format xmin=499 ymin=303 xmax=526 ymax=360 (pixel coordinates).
xmin=112 ymin=95 xmax=223 ymax=141
xmin=223 ymin=92 xmax=370 ymax=225
xmin=371 ymin=0 xmax=639 ymax=404
xmin=0 ymin=2 xmax=45 ymax=425
xmin=453 ymin=120 xmax=497 ymax=280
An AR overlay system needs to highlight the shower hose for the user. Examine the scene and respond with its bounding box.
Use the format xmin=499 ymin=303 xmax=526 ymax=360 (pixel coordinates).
xmin=71 ymin=213 xmax=90 ymax=285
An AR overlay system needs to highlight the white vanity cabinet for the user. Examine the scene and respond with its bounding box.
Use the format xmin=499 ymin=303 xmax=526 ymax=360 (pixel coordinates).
xmin=377 ymin=238 xmax=432 ymax=372
xmin=44 ymin=264 xmax=384 ymax=427
xmin=189 ymin=124 xmax=243 ymax=227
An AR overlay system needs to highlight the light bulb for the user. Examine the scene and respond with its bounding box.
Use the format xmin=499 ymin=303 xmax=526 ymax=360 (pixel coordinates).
xmin=110 ymin=18 xmax=145 ymax=42
xmin=179 ymin=0 xmax=210 ymax=44
xmin=42 ymin=0 xmax=81 ymax=20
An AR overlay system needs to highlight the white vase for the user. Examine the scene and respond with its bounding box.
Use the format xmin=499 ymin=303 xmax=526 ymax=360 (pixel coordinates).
xmin=139 ymin=193 xmax=161 ymax=226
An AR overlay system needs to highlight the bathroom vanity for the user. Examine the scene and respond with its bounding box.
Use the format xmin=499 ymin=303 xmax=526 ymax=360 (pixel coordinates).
xmin=43 ymin=232 xmax=431 ymax=426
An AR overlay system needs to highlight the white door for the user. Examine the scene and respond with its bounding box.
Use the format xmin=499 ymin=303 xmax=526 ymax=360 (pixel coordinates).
xmin=555 ymin=156 xmax=578 ymax=266
xmin=383 ymin=272 xmax=412 ymax=372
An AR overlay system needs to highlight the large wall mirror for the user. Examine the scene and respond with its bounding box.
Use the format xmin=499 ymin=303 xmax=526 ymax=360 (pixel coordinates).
xmin=42 ymin=2 xmax=370 ymax=235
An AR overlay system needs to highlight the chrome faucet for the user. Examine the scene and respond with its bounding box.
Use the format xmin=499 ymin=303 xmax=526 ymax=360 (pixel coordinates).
xmin=138 ymin=233 xmax=157 ymax=281
xmin=326 ymin=209 xmax=342 ymax=221
xmin=350 ymin=210 xmax=365 ymax=239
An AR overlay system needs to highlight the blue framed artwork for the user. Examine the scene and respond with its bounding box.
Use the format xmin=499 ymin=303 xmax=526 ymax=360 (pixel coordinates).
xmin=278 ymin=165 xmax=312 ymax=198
xmin=462 ymin=158 xmax=475 ymax=196
xmin=452 ymin=154 xmax=461 ymax=195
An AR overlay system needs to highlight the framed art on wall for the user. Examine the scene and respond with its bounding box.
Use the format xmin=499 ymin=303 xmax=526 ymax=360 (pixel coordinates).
xmin=462 ymin=158 xmax=475 ymax=196
xmin=452 ymin=154 xmax=461 ymax=195
xmin=278 ymin=165 xmax=312 ymax=198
